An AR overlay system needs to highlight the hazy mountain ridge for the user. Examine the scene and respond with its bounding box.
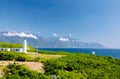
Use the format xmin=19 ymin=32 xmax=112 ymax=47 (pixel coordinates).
xmin=0 ymin=31 xmax=104 ymax=48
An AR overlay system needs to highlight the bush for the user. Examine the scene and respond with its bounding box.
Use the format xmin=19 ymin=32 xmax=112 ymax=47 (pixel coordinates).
xmin=34 ymin=57 xmax=41 ymax=62
xmin=44 ymin=60 xmax=66 ymax=75
xmin=43 ymin=54 xmax=120 ymax=79
xmin=0 ymin=51 xmax=33 ymax=61
xmin=3 ymin=63 xmax=49 ymax=79
xmin=0 ymin=77 xmax=6 ymax=79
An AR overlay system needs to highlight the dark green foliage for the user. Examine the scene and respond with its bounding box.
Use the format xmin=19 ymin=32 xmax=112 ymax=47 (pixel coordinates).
xmin=3 ymin=63 xmax=49 ymax=79
xmin=58 ymin=70 xmax=86 ymax=79
xmin=44 ymin=54 xmax=120 ymax=79
xmin=0 ymin=77 xmax=6 ymax=79
xmin=0 ymin=51 xmax=33 ymax=61
xmin=34 ymin=57 xmax=41 ymax=62
xmin=44 ymin=60 xmax=64 ymax=75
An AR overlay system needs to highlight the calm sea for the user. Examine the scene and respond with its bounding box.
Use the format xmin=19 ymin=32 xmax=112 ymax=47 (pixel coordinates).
xmin=38 ymin=48 xmax=120 ymax=59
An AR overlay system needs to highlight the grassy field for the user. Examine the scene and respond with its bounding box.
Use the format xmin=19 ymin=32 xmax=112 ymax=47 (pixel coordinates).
xmin=27 ymin=52 xmax=65 ymax=59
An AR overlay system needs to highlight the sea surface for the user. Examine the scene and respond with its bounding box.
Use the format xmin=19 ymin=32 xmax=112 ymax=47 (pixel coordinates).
xmin=38 ymin=48 xmax=120 ymax=59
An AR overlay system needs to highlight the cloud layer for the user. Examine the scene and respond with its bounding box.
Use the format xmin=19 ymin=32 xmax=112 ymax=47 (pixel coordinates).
xmin=3 ymin=31 xmax=37 ymax=39
xmin=53 ymin=33 xmax=59 ymax=37
xmin=59 ymin=37 xmax=69 ymax=42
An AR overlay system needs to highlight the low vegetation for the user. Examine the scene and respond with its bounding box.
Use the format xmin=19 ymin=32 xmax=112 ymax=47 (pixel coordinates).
xmin=0 ymin=63 xmax=49 ymax=79
xmin=43 ymin=54 xmax=120 ymax=79
xmin=37 ymin=50 xmax=71 ymax=55
xmin=0 ymin=51 xmax=64 ymax=62
xmin=0 ymin=42 xmax=119 ymax=79
xmin=0 ymin=61 xmax=44 ymax=77
xmin=0 ymin=51 xmax=33 ymax=61
xmin=0 ymin=51 xmax=64 ymax=78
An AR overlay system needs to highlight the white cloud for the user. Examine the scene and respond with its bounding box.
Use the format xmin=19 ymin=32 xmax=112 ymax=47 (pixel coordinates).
xmin=53 ymin=33 xmax=58 ymax=37
xmin=3 ymin=31 xmax=37 ymax=39
xmin=76 ymin=40 xmax=85 ymax=43
xmin=76 ymin=40 xmax=81 ymax=42
xmin=69 ymin=34 xmax=72 ymax=37
xmin=37 ymin=32 xmax=40 ymax=34
xmin=59 ymin=37 xmax=69 ymax=42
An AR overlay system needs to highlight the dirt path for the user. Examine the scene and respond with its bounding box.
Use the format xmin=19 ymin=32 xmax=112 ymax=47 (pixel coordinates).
xmin=0 ymin=61 xmax=44 ymax=77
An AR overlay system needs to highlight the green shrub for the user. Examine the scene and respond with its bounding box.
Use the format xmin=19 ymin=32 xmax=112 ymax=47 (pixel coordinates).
xmin=34 ymin=57 xmax=41 ymax=62
xmin=0 ymin=51 xmax=33 ymax=61
xmin=43 ymin=54 xmax=120 ymax=79
xmin=0 ymin=77 xmax=6 ymax=79
xmin=3 ymin=63 xmax=49 ymax=79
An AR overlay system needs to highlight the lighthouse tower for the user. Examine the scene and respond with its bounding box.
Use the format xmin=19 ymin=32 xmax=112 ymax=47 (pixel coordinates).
xmin=23 ymin=39 xmax=27 ymax=53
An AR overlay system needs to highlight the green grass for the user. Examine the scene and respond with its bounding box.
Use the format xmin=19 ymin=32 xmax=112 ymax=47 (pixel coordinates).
xmin=27 ymin=52 xmax=65 ymax=62
xmin=28 ymin=52 xmax=65 ymax=58
xmin=37 ymin=50 xmax=71 ymax=55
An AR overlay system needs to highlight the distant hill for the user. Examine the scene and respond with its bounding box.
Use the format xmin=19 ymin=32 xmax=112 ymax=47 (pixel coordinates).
xmin=0 ymin=31 xmax=104 ymax=48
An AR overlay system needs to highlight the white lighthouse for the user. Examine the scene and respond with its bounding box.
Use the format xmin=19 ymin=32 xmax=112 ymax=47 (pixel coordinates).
xmin=23 ymin=39 xmax=27 ymax=53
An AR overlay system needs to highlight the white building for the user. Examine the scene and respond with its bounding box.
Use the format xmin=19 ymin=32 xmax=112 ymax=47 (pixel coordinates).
xmin=12 ymin=48 xmax=23 ymax=52
xmin=0 ymin=39 xmax=28 ymax=53
xmin=0 ymin=48 xmax=11 ymax=51
xmin=12 ymin=39 xmax=27 ymax=53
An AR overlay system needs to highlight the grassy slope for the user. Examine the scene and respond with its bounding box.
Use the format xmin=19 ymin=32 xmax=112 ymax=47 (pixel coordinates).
xmin=27 ymin=52 xmax=65 ymax=59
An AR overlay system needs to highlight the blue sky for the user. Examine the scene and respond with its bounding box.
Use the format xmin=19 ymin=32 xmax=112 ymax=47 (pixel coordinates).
xmin=0 ymin=0 xmax=120 ymax=48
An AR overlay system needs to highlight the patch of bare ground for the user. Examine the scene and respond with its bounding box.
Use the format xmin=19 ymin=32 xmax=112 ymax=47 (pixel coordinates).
xmin=0 ymin=61 xmax=44 ymax=77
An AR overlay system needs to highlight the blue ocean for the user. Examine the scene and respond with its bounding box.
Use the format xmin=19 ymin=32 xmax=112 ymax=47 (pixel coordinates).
xmin=38 ymin=48 xmax=120 ymax=59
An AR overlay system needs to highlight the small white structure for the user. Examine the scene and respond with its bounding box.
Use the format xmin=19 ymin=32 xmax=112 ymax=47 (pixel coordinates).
xmin=12 ymin=39 xmax=28 ymax=53
xmin=23 ymin=39 xmax=27 ymax=53
xmin=12 ymin=48 xmax=23 ymax=52
xmin=0 ymin=48 xmax=11 ymax=51
xmin=92 ymin=51 xmax=96 ymax=55
xmin=0 ymin=39 xmax=28 ymax=53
